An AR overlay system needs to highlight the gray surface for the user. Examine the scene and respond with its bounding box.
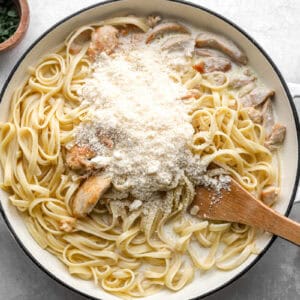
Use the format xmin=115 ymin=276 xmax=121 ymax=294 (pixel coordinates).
xmin=0 ymin=0 xmax=300 ymax=299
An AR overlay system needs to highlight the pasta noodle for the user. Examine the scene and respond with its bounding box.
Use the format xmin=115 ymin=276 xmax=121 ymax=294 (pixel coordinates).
xmin=0 ymin=15 xmax=280 ymax=298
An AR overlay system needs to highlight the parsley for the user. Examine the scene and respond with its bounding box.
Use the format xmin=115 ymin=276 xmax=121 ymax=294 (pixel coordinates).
xmin=0 ymin=0 xmax=20 ymax=43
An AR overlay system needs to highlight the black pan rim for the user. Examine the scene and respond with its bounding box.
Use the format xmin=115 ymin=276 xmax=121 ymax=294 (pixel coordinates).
xmin=0 ymin=0 xmax=299 ymax=299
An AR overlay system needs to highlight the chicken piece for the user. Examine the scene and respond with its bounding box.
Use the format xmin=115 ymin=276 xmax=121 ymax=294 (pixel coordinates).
xmin=264 ymin=123 xmax=286 ymax=150
xmin=246 ymin=107 xmax=262 ymax=124
xmin=66 ymin=145 xmax=96 ymax=170
xmin=59 ymin=217 xmax=76 ymax=232
xmin=146 ymin=22 xmax=190 ymax=43
xmin=87 ymin=25 xmax=119 ymax=60
xmin=261 ymin=99 xmax=274 ymax=137
xmin=72 ymin=175 xmax=112 ymax=218
xmin=239 ymin=87 xmax=275 ymax=107
xmin=229 ymin=74 xmax=255 ymax=89
xmin=161 ymin=34 xmax=193 ymax=50
xmin=69 ymin=30 xmax=91 ymax=55
xmin=180 ymin=89 xmax=202 ymax=100
xmin=147 ymin=15 xmax=162 ymax=28
xmin=261 ymin=186 xmax=279 ymax=206
xmin=195 ymin=32 xmax=248 ymax=65
xmin=193 ymin=57 xmax=232 ymax=74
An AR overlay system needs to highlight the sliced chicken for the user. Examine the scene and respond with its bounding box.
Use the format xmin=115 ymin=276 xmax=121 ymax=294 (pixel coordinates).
xmin=69 ymin=30 xmax=92 ymax=55
xmin=246 ymin=107 xmax=262 ymax=124
xmin=146 ymin=22 xmax=190 ymax=44
xmin=195 ymin=32 xmax=248 ymax=65
xmin=261 ymin=99 xmax=274 ymax=137
xmin=66 ymin=145 xmax=96 ymax=170
xmin=239 ymin=87 xmax=275 ymax=107
xmin=261 ymin=185 xmax=279 ymax=206
xmin=229 ymin=75 xmax=255 ymax=89
xmin=59 ymin=217 xmax=76 ymax=232
xmin=87 ymin=25 xmax=119 ymax=60
xmin=147 ymin=15 xmax=162 ymax=28
xmin=193 ymin=57 xmax=232 ymax=74
xmin=264 ymin=123 xmax=286 ymax=150
xmin=161 ymin=34 xmax=193 ymax=51
xmin=72 ymin=175 xmax=112 ymax=218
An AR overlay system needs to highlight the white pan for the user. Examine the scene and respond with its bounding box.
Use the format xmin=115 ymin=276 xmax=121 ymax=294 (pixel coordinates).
xmin=0 ymin=1 xmax=299 ymax=299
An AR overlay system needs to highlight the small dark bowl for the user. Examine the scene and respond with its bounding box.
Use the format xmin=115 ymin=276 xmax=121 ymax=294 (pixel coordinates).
xmin=0 ymin=0 xmax=30 ymax=52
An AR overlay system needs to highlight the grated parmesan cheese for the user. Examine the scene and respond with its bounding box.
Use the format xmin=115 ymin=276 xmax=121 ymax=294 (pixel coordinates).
xmin=75 ymin=34 xmax=230 ymax=210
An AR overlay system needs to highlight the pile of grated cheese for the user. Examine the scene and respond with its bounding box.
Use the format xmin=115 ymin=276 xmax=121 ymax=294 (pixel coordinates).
xmin=76 ymin=35 xmax=228 ymax=208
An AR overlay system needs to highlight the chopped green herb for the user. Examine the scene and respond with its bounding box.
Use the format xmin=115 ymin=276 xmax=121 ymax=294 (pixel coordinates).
xmin=0 ymin=0 xmax=20 ymax=43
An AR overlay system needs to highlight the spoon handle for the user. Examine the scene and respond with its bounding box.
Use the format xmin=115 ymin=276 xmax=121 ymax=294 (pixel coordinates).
xmin=226 ymin=182 xmax=300 ymax=245
xmin=240 ymin=198 xmax=300 ymax=246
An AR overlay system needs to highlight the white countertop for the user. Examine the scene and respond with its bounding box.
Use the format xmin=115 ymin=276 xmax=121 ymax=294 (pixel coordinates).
xmin=0 ymin=1 xmax=299 ymax=299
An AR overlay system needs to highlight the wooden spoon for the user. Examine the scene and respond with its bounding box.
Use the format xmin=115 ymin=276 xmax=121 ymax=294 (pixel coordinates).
xmin=192 ymin=178 xmax=300 ymax=245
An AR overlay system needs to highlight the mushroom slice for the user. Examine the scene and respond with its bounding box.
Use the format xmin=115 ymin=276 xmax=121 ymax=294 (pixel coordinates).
xmin=264 ymin=123 xmax=286 ymax=150
xmin=87 ymin=25 xmax=119 ymax=60
xmin=261 ymin=185 xmax=279 ymax=206
xmin=239 ymin=87 xmax=275 ymax=107
xmin=193 ymin=57 xmax=231 ymax=73
xmin=72 ymin=175 xmax=112 ymax=218
xmin=161 ymin=34 xmax=193 ymax=50
xmin=146 ymin=22 xmax=190 ymax=43
xmin=195 ymin=32 xmax=248 ymax=65
xmin=66 ymin=145 xmax=96 ymax=171
xmin=261 ymin=99 xmax=274 ymax=137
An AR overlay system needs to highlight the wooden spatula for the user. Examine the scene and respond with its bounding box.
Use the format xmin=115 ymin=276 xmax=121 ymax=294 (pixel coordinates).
xmin=192 ymin=178 xmax=300 ymax=245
